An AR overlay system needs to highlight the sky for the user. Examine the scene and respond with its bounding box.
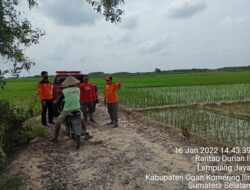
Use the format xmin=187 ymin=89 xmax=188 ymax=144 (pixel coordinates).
xmin=12 ymin=0 xmax=250 ymax=76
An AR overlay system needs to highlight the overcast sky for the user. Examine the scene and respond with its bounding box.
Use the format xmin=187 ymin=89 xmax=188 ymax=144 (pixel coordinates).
xmin=16 ymin=0 xmax=250 ymax=76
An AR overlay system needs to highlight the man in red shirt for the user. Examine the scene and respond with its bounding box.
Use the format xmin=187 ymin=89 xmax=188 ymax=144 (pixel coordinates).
xmin=80 ymin=75 xmax=95 ymax=122
xmin=37 ymin=71 xmax=54 ymax=127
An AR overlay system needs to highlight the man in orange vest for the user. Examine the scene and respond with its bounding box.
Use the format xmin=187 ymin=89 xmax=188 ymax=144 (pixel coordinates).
xmin=37 ymin=71 xmax=54 ymax=127
xmin=104 ymin=75 xmax=123 ymax=128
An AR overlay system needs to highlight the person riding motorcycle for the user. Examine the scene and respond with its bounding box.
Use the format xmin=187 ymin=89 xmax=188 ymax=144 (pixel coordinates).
xmin=50 ymin=76 xmax=93 ymax=144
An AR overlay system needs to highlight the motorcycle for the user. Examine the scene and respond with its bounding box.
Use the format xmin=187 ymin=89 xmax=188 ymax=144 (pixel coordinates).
xmin=65 ymin=110 xmax=82 ymax=149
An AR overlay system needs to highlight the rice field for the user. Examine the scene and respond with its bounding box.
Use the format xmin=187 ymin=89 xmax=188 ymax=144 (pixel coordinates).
xmin=111 ymin=72 xmax=250 ymax=146
xmin=91 ymin=71 xmax=250 ymax=88
xmin=1 ymin=70 xmax=250 ymax=146
xmin=144 ymin=107 xmax=250 ymax=145
xmin=0 ymin=77 xmax=41 ymax=114
xmin=119 ymin=84 xmax=250 ymax=108
xmin=205 ymin=102 xmax=250 ymax=116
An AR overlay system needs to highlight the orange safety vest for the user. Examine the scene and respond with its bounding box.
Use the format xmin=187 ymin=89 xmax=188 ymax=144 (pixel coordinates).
xmin=37 ymin=79 xmax=53 ymax=100
xmin=105 ymin=83 xmax=121 ymax=104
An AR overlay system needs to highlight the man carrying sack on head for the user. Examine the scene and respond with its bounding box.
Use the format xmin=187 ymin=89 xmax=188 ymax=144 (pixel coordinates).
xmin=50 ymin=76 xmax=93 ymax=144
xmin=104 ymin=75 xmax=123 ymax=128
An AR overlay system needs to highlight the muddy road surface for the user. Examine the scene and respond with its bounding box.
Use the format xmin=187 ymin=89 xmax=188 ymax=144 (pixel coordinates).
xmin=1 ymin=104 xmax=243 ymax=190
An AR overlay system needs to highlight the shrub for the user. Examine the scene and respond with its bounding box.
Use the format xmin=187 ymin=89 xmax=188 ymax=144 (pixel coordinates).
xmin=0 ymin=100 xmax=37 ymax=168
xmin=0 ymin=174 xmax=24 ymax=190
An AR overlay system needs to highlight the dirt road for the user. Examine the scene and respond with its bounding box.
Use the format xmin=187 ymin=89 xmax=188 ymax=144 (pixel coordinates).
xmin=1 ymin=104 xmax=243 ymax=190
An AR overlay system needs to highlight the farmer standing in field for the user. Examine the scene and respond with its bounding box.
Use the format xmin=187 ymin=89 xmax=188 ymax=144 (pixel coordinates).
xmin=104 ymin=75 xmax=123 ymax=128
xmin=80 ymin=75 xmax=96 ymax=123
xmin=37 ymin=71 xmax=54 ymax=127
xmin=51 ymin=76 xmax=93 ymax=144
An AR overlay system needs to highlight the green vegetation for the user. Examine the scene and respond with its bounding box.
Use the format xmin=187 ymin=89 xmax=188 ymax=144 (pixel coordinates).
xmin=0 ymin=77 xmax=41 ymax=115
xmin=1 ymin=71 xmax=249 ymax=111
xmin=119 ymin=84 xmax=250 ymax=108
xmin=0 ymin=100 xmax=45 ymax=168
xmin=1 ymin=71 xmax=250 ymax=104
xmin=0 ymin=174 xmax=24 ymax=190
xmin=0 ymin=70 xmax=250 ymax=147
xmin=144 ymin=106 xmax=250 ymax=145
xmin=206 ymin=103 xmax=250 ymax=116
xmin=91 ymin=71 xmax=250 ymax=88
